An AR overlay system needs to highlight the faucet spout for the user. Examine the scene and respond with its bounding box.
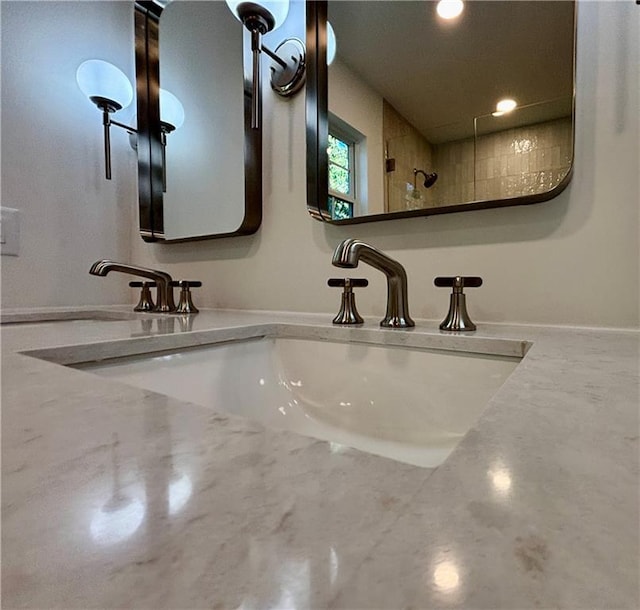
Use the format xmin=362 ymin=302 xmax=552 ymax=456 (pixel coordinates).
xmin=332 ymin=239 xmax=414 ymax=328
xmin=89 ymin=260 xmax=176 ymax=312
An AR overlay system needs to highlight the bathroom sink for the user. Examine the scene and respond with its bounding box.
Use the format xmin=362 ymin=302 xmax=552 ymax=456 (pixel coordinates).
xmin=77 ymin=337 xmax=520 ymax=468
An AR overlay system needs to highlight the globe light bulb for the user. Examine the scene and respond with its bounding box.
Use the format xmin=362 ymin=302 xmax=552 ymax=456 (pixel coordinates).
xmin=327 ymin=22 xmax=337 ymax=65
xmin=76 ymin=60 xmax=133 ymax=108
xmin=160 ymin=89 xmax=185 ymax=130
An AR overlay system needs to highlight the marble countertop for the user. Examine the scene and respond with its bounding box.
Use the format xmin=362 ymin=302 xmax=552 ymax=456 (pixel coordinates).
xmin=2 ymin=307 xmax=638 ymax=609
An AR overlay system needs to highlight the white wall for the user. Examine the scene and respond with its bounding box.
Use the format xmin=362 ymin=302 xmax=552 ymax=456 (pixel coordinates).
xmin=1 ymin=1 xmax=137 ymax=309
xmin=133 ymin=0 xmax=639 ymax=329
xmin=329 ymin=58 xmax=385 ymax=215
xmin=2 ymin=1 xmax=638 ymax=328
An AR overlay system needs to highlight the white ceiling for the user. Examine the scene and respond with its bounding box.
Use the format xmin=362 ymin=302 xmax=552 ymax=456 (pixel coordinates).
xmin=329 ymin=0 xmax=575 ymax=143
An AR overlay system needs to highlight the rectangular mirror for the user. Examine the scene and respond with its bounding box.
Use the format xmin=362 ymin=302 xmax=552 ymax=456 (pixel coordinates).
xmin=306 ymin=0 xmax=576 ymax=224
xmin=135 ymin=1 xmax=261 ymax=242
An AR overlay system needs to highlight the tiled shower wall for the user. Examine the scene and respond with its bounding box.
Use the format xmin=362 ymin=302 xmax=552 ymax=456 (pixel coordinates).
xmin=429 ymin=138 xmax=475 ymax=206
xmin=383 ymin=101 xmax=435 ymax=212
xmin=432 ymin=117 xmax=573 ymax=205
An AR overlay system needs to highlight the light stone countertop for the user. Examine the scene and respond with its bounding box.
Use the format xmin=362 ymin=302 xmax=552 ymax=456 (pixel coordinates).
xmin=1 ymin=307 xmax=638 ymax=609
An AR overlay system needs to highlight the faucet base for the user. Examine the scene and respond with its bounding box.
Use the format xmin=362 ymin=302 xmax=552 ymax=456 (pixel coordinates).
xmin=381 ymin=316 xmax=415 ymax=328
xmin=439 ymin=293 xmax=476 ymax=332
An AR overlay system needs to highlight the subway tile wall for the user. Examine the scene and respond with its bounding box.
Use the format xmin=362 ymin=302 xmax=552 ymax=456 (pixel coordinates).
xmin=433 ymin=117 xmax=573 ymax=205
xmin=383 ymin=101 xmax=435 ymax=212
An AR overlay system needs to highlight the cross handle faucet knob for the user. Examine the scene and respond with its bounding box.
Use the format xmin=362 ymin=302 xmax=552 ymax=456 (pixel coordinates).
xmin=434 ymin=276 xmax=482 ymax=331
xmin=328 ymin=278 xmax=368 ymax=325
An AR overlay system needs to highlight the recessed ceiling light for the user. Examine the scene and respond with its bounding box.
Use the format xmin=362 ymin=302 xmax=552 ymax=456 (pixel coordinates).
xmin=437 ymin=0 xmax=464 ymax=20
xmin=496 ymin=98 xmax=517 ymax=113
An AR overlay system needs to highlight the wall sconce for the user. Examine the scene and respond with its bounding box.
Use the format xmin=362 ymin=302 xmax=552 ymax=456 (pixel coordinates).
xmin=226 ymin=0 xmax=306 ymax=129
xmin=76 ymin=60 xmax=136 ymax=180
xmin=159 ymin=89 xmax=185 ymax=193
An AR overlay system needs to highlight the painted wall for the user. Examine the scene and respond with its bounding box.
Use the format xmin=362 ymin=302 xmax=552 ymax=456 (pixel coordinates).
xmin=1 ymin=2 xmax=637 ymax=329
xmin=133 ymin=0 xmax=639 ymax=329
xmin=1 ymin=1 xmax=137 ymax=308
xmin=328 ymin=58 xmax=385 ymax=216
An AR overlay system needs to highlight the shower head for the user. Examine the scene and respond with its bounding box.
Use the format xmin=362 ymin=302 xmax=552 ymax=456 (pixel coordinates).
xmin=413 ymin=168 xmax=438 ymax=189
xmin=423 ymin=172 xmax=438 ymax=188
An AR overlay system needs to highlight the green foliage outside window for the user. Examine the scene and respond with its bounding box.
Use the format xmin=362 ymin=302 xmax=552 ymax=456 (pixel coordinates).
xmin=328 ymin=134 xmax=351 ymax=196
xmin=328 ymin=195 xmax=353 ymax=220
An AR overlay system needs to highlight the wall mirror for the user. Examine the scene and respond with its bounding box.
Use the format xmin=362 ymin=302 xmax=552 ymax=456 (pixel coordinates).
xmin=306 ymin=1 xmax=576 ymax=224
xmin=135 ymin=1 xmax=261 ymax=242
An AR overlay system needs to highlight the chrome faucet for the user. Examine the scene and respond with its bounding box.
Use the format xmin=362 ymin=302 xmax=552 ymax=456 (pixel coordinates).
xmin=89 ymin=260 xmax=176 ymax=312
xmin=332 ymin=239 xmax=415 ymax=328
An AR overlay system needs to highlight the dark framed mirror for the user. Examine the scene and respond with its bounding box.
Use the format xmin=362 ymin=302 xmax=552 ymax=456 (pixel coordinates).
xmin=306 ymin=0 xmax=576 ymax=224
xmin=135 ymin=1 xmax=261 ymax=242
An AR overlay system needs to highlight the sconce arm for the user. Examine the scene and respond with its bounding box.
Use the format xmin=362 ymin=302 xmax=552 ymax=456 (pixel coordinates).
xmin=110 ymin=118 xmax=137 ymax=135
xmin=261 ymin=43 xmax=288 ymax=69
xmin=94 ymin=101 xmax=137 ymax=180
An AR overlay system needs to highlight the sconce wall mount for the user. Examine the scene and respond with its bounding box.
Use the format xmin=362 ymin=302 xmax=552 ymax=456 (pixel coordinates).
xmin=226 ymin=0 xmax=305 ymax=128
xmin=270 ymin=37 xmax=306 ymax=97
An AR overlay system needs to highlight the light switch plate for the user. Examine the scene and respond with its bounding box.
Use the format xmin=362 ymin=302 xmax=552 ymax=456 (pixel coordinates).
xmin=1 ymin=207 xmax=21 ymax=256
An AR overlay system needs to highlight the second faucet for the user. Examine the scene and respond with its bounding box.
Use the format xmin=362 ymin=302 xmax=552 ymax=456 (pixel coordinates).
xmin=89 ymin=260 xmax=176 ymax=312
xmin=332 ymin=239 xmax=414 ymax=328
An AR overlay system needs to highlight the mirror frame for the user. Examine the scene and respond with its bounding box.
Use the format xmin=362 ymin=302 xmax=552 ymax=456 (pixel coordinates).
xmin=134 ymin=1 xmax=262 ymax=242
xmin=306 ymin=0 xmax=576 ymax=225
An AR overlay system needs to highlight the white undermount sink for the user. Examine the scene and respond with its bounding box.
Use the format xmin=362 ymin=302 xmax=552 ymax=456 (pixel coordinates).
xmin=77 ymin=337 xmax=520 ymax=468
